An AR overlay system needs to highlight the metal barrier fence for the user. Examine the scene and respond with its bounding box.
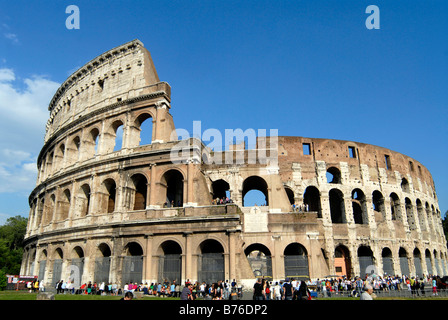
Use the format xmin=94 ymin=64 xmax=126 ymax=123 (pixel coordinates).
xmin=314 ymin=287 xmax=448 ymax=299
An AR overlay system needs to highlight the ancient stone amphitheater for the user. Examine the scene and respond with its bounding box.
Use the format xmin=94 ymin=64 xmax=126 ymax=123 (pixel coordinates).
xmin=21 ymin=40 xmax=447 ymax=288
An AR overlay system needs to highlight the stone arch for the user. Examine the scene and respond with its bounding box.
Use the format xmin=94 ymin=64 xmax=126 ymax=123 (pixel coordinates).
xmin=211 ymin=179 xmax=230 ymax=201
xmin=101 ymin=178 xmax=117 ymax=213
xmin=67 ymin=135 xmax=81 ymax=164
xmin=399 ymin=247 xmax=410 ymax=276
xmin=131 ymin=111 xmax=154 ymax=147
xmin=130 ymin=173 xmax=148 ymax=210
xmin=326 ymin=166 xmax=342 ymax=184
xmin=416 ymin=199 xmax=425 ymax=231
xmin=413 ymin=248 xmax=423 ymax=277
xmin=52 ymin=247 xmax=64 ymax=287
xmin=381 ymin=247 xmax=394 ymax=276
xmin=357 ymin=245 xmax=375 ymax=277
xmin=372 ymin=190 xmax=386 ymax=221
xmin=71 ymin=245 xmax=84 ymax=259
xmin=45 ymin=194 xmax=56 ymax=224
xmin=244 ymin=243 xmax=273 ymax=279
xmin=242 ymin=175 xmax=269 ymax=207
xmin=77 ymin=184 xmax=91 ymax=217
xmin=351 ymin=188 xmax=368 ymax=225
xmin=405 ymin=197 xmax=416 ymax=230
xmin=157 ymin=240 xmax=183 ymax=283
xmin=303 ymin=186 xmax=322 ymax=217
xmin=85 ymin=127 xmax=100 ymax=158
xmin=284 ymin=243 xmax=309 ymax=280
xmin=122 ymin=241 xmax=144 ymax=286
xmin=104 ymin=119 xmax=125 ymax=153
xmin=401 ymin=178 xmax=410 ymax=193
xmin=334 ymin=245 xmax=351 ymax=278
xmin=329 ymin=188 xmax=345 ymax=223
xmin=198 ymin=239 xmax=225 ymax=284
xmin=389 ymin=192 xmax=401 ymax=221
xmin=55 ymin=143 xmax=65 ymax=171
xmin=284 ymin=186 xmax=295 ymax=206
xmin=425 ymin=249 xmax=433 ymax=275
xmin=161 ymin=169 xmax=184 ymax=207
xmin=57 ymin=188 xmax=71 ymax=221
xmin=94 ymin=243 xmax=112 ymax=284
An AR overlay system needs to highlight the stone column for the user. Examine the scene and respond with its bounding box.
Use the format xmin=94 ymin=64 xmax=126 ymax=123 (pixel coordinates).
xmin=148 ymin=164 xmax=158 ymax=208
xmin=183 ymin=232 xmax=193 ymax=282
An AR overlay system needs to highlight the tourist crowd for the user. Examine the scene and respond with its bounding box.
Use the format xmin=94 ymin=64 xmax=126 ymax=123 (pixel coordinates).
xmin=25 ymin=274 xmax=447 ymax=300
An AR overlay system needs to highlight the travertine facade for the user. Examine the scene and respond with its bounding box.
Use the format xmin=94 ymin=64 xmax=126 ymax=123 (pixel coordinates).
xmin=21 ymin=40 xmax=447 ymax=288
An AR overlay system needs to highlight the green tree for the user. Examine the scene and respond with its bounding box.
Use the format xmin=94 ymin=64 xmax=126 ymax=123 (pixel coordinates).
xmin=0 ymin=216 xmax=28 ymax=275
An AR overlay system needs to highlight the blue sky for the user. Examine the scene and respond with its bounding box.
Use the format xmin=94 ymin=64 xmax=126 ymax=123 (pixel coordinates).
xmin=0 ymin=0 xmax=446 ymax=224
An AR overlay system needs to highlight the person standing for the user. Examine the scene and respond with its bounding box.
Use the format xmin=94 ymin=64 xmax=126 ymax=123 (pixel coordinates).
xmin=282 ymin=278 xmax=293 ymax=300
xmin=253 ymin=278 xmax=264 ymax=300
xmin=360 ymin=284 xmax=374 ymax=300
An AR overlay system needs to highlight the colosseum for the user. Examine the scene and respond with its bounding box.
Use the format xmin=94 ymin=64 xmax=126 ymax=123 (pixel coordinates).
xmin=20 ymin=39 xmax=447 ymax=289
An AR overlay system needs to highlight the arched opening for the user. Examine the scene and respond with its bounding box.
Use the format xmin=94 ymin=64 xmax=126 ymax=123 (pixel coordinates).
xmin=351 ymin=189 xmax=368 ymax=225
xmin=43 ymin=194 xmax=56 ymax=225
xmin=135 ymin=113 xmax=153 ymax=146
xmin=401 ymin=178 xmax=410 ymax=193
xmin=198 ymin=239 xmax=225 ymax=284
xmin=303 ymin=186 xmax=322 ymax=217
xmin=334 ymin=245 xmax=351 ymax=278
xmin=425 ymin=202 xmax=433 ymax=232
xmin=405 ymin=197 xmax=416 ymax=230
xmin=434 ymin=250 xmax=441 ymax=275
xmin=94 ymin=243 xmax=111 ymax=284
xmin=38 ymin=250 xmax=47 ymax=282
xmin=399 ymin=247 xmax=410 ymax=276
xmin=122 ymin=242 xmax=143 ymax=286
xmin=57 ymin=189 xmax=71 ymax=221
xmin=358 ymin=246 xmax=375 ymax=278
xmin=326 ymin=167 xmax=341 ymax=184
xmin=131 ymin=174 xmax=147 ymax=210
xmin=70 ymin=246 xmax=84 ymax=286
xmin=416 ymin=199 xmax=425 ymax=231
xmin=52 ymin=248 xmax=64 ymax=287
xmin=244 ymin=243 xmax=272 ymax=279
xmin=414 ymin=248 xmax=423 ymax=278
xmin=284 ymin=243 xmax=309 ymax=280
xmin=78 ymin=184 xmax=91 ymax=217
xmin=101 ymin=178 xmax=116 ymax=213
xmin=55 ymin=144 xmax=65 ymax=171
xmin=242 ymin=176 xmax=269 ymax=207
xmin=329 ymin=189 xmax=345 ymax=223
xmin=158 ymin=240 xmax=182 ymax=283
xmin=211 ymin=179 xmax=230 ymax=201
xmin=111 ymin=120 xmax=124 ymax=152
xmin=67 ymin=136 xmax=80 ymax=164
xmin=162 ymin=170 xmax=184 ymax=207
xmin=425 ymin=249 xmax=433 ymax=275
xmin=372 ymin=190 xmax=386 ymax=221
xmin=382 ymin=248 xmax=394 ymax=276
xmin=389 ymin=193 xmax=401 ymax=221
xmin=87 ymin=128 xmax=100 ymax=158
xmin=284 ymin=187 xmax=294 ymax=206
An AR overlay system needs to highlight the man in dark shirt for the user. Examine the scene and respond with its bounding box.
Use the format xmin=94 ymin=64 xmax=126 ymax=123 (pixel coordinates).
xmin=180 ymin=283 xmax=193 ymax=300
xmin=253 ymin=278 xmax=264 ymax=300
xmin=282 ymin=278 xmax=293 ymax=300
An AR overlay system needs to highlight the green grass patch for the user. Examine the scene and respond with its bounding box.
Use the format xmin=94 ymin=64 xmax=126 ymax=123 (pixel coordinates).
xmin=0 ymin=291 xmax=181 ymax=300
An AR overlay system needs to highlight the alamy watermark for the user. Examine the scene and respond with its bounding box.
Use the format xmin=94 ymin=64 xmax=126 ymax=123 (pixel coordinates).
xmin=66 ymin=5 xmax=80 ymax=30
xmin=169 ymin=121 xmax=279 ymax=166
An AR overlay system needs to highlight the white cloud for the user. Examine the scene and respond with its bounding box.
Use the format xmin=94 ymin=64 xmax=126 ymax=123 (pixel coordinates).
xmin=0 ymin=68 xmax=59 ymax=194
xmin=0 ymin=68 xmax=15 ymax=82
xmin=4 ymin=32 xmax=19 ymax=44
